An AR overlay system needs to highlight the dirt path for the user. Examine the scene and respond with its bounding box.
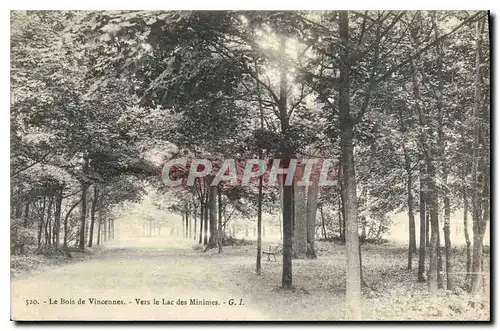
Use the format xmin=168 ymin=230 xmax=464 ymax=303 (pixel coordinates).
xmin=11 ymin=237 xmax=271 ymax=321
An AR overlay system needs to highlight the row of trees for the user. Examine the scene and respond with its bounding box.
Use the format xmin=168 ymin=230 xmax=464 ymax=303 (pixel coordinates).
xmin=11 ymin=11 xmax=153 ymax=253
xmin=11 ymin=10 xmax=490 ymax=319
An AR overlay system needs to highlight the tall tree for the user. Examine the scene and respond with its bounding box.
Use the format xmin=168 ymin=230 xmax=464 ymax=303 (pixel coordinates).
xmin=470 ymin=15 xmax=489 ymax=295
xmin=338 ymin=11 xmax=361 ymax=319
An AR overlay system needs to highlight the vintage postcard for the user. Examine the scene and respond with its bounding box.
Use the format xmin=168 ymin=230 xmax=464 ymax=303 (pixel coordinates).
xmin=10 ymin=10 xmax=490 ymax=321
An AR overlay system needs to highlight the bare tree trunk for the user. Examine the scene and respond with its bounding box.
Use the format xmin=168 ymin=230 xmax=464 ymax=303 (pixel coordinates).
xmin=79 ymin=152 xmax=89 ymax=250
xmin=185 ymin=209 xmax=189 ymax=239
xmin=337 ymin=198 xmax=343 ymax=239
xmin=443 ymin=185 xmax=454 ymax=290
xmin=306 ymin=181 xmax=319 ymax=259
xmin=193 ymin=206 xmax=197 ymax=241
xmin=88 ymin=185 xmax=98 ymax=248
xmin=471 ymin=14 xmax=486 ymax=294
xmin=339 ymin=11 xmax=361 ymax=319
xmin=418 ymin=162 xmax=427 ymax=282
xmin=256 ymin=159 xmax=263 ymax=272
xmin=293 ymin=179 xmax=307 ymax=259
xmin=45 ymin=198 xmax=53 ymax=247
xmin=208 ymin=186 xmax=217 ymax=248
xmin=278 ymin=184 xmax=283 ymax=243
xmin=54 ymin=188 xmax=63 ymax=248
xmin=282 ymin=176 xmax=293 ymax=289
xmin=463 ymin=185 xmax=471 ymax=284
xmin=203 ymin=196 xmax=209 ymax=245
xmin=428 ymin=192 xmax=439 ymax=296
xmin=37 ymin=197 xmax=46 ymax=249
xmin=338 ymin=161 xmax=346 ymax=243
xmin=199 ymin=199 xmax=204 ymax=244
xmin=63 ymin=198 xmax=80 ymax=247
xmin=437 ymin=224 xmax=444 ymax=289
xmin=426 ymin=210 xmax=430 ymax=248
xmin=217 ymin=189 xmax=222 ymax=253
xmin=404 ymin=147 xmax=417 ymax=272
xmin=97 ymin=213 xmax=101 ymax=246
xmin=188 ymin=207 xmax=192 ymax=239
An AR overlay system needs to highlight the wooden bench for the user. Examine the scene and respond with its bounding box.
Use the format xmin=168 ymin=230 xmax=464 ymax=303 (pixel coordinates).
xmin=262 ymin=245 xmax=282 ymax=262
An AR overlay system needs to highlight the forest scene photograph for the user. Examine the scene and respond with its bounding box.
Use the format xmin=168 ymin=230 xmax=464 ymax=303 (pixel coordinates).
xmin=9 ymin=9 xmax=491 ymax=321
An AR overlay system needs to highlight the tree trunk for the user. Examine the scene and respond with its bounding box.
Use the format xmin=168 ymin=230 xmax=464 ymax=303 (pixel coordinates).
xmin=189 ymin=207 xmax=193 ymax=239
xmin=470 ymin=17 xmax=488 ymax=295
xmin=63 ymin=198 xmax=80 ymax=247
xmin=45 ymin=198 xmax=53 ymax=247
xmin=278 ymin=185 xmax=283 ymax=243
xmin=418 ymin=163 xmax=427 ymax=282
xmin=44 ymin=197 xmax=54 ymax=246
xmin=79 ymin=152 xmax=89 ymax=250
xmin=337 ymin=198 xmax=343 ymax=239
xmin=427 ymin=187 xmax=439 ymax=296
xmin=339 ymin=11 xmax=361 ymax=320
xmin=54 ymin=188 xmax=63 ymax=248
xmin=255 ymin=58 xmax=264 ymax=274
xmin=443 ymin=184 xmax=454 ymax=290
xmin=97 ymin=213 xmax=101 ymax=246
xmin=37 ymin=197 xmax=46 ymax=249
xmin=306 ymin=180 xmax=319 ymax=259
xmin=282 ymin=181 xmax=293 ymax=289
xmin=463 ymin=185 xmax=471 ymax=284
xmin=436 ymin=222 xmax=444 ymax=289
xmin=338 ymin=161 xmax=346 ymax=243
xmin=185 ymin=210 xmax=189 ymax=239
xmin=433 ymin=15 xmax=453 ymax=291
xmin=193 ymin=206 xmax=197 ymax=241
xmin=88 ymin=185 xmax=98 ymax=248
xmin=217 ymin=188 xmax=223 ymax=253
xmin=404 ymin=147 xmax=416 ymax=272
xmin=208 ymin=186 xmax=217 ymax=248
xmin=426 ymin=210 xmax=430 ymax=248
xmin=293 ymin=179 xmax=307 ymax=259
xmin=275 ymin=34 xmax=293 ymax=290
xmin=204 ymin=194 xmax=209 ymax=245
xmin=199 ymin=199 xmax=204 ymax=244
